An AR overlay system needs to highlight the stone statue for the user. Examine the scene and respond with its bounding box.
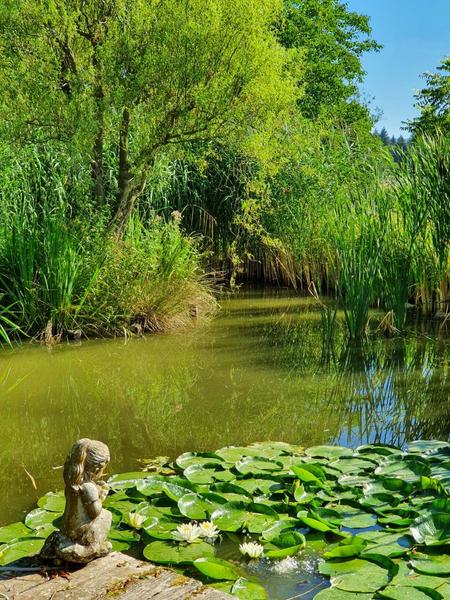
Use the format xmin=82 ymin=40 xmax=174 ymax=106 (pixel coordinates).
xmin=41 ymin=438 xmax=112 ymax=564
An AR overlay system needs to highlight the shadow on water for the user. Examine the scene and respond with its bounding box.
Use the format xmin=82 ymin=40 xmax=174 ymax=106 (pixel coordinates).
xmin=0 ymin=288 xmax=448 ymax=525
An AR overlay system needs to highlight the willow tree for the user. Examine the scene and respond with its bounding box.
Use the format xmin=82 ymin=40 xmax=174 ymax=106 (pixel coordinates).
xmin=0 ymin=0 xmax=298 ymax=233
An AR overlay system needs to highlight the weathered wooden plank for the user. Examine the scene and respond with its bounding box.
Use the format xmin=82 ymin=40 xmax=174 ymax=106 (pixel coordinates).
xmin=0 ymin=552 xmax=231 ymax=599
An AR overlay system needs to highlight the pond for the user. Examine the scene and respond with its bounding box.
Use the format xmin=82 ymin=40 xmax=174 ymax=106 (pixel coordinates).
xmin=0 ymin=288 xmax=449 ymax=531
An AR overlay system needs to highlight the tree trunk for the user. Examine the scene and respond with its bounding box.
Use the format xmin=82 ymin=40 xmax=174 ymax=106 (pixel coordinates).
xmin=91 ymin=48 xmax=105 ymax=204
xmin=110 ymin=108 xmax=147 ymax=236
xmin=92 ymin=126 xmax=105 ymax=202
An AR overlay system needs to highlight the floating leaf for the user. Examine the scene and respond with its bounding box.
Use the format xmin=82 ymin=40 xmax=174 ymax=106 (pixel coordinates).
xmin=305 ymin=446 xmax=353 ymax=459
xmin=324 ymin=535 xmax=367 ymax=559
xmin=0 ymin=538 xmax=44 ymax=565
xmin=176 ymin=452 xmax=224 ymax=469
xmin=37 ymin=492 xmax=65 ymax=512
xmin=235 ymin=457 xmax=283 ymax=476
xmin=332 ymin=561 xmax=390 ymax=593
xmin=178 ymin=493 xmax=224 ymax=520
xmin=108 ymin=472 xmax=150 ymax=490
xmin=375 ymin=458 xmax=431 ymax=482
xmin=211 ymin=578 xmax=268 ymax=599
xmin=410 ymin=512 xmax=450 ymax=546
xmin=314 ymin=590 xmax=374 ymax=599
xmin=211 ymin=502 xmax=278 ymax=533
xmin=410 ymin=553 xmax=450 ymax=576
xmin=193 ymin=557 xmax=241 ymax=580
xmin=143 ymin=517 xmax=180 ymax=540
xmin=0 ymin=522 xmax=33 ymax=543
xmin=184 ymin=463 xmax=233 ymax=484
xmin=143 ymin=540 xmax=214 ymax=565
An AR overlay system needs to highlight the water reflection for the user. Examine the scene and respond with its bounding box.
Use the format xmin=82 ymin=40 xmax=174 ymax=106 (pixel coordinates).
xmin=0 ymin=290 xmax=448 ymax=525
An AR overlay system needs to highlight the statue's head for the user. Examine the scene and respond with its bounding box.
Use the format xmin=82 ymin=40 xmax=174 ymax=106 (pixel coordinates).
xmin=64 ymin=438 xmax=110 ymax=489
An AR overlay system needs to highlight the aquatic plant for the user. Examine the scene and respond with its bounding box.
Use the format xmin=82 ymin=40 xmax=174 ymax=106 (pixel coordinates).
xmin=2 ymin=440 xmax=449 ymax=599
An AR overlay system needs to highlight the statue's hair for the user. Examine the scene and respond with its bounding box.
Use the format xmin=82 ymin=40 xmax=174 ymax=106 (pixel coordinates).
xmin=63 ymin=438 xmax=110 ymax=489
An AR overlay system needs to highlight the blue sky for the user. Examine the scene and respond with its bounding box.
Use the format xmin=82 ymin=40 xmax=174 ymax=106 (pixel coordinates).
xmin=347 ymin=0 xmax=450 ymax=136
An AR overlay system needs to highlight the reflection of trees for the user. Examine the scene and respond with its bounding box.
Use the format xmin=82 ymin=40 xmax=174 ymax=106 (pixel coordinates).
xmin=0 ymin=291 xmax=449 ymax=525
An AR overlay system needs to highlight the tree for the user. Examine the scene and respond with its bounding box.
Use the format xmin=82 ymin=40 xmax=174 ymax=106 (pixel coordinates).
xmin=279 ymin=0 xmax=381 ymax=122
xmin=408 ymin=56 xmax=450 ymax=136
xmin=0 ymin=0 xmax=298 ymax=233
xmin=379 ymin=127 xmax=390 ymax=146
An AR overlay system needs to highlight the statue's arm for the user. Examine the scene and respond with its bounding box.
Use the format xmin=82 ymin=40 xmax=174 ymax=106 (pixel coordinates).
xmin=80 ymin=482 xmax=103 ymax=519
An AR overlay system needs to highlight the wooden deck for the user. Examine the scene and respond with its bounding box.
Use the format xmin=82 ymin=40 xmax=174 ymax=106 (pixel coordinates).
xmin=0 ymin=552 xmax=231 ymax=600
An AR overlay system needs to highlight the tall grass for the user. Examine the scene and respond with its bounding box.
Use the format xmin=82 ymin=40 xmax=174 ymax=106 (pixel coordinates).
xmin=0 ymin=148 xmax=215 ymax=342
xmin=145 ymin=132 xmax=449 ymax=339
xmin=329 ymin=181 xmax=388 ymax=339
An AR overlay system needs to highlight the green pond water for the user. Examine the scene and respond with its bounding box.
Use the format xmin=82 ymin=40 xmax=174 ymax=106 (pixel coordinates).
xmin=0 ymin=289 xmax=449 ymax=534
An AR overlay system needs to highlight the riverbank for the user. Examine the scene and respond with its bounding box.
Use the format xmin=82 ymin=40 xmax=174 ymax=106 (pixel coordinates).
xmin=0 ymin=205 xmax=216 ymax=346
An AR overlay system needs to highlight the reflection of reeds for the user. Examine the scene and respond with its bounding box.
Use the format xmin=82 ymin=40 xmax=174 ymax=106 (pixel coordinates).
xmin=326 ymin=336 xmax=450 ymax=447
xmin=0 ymin=291 xmax=448 ymax=524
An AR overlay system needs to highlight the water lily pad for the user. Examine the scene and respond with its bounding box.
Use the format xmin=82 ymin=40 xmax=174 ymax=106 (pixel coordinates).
xmin=291 ymin=465 xmax=325 ymax=485
xmin=184 ymin=463 xmax=233 ymax=484
xmin=108 ymin=527 xmax=140 ymax=542
xmin=0 ymin=522 xmax=33 ymax=543
xmin=330 ymin=458 xmax=377 ymax=475
xmin=178 ymin=493 xmax=224 ymax=520
xmin=319 ymin=558 xmax=369 ymax=577
xmin=332 ymin=561 xmax=390 ymax=593
xmin=410 ymin=512 xmax=450 ymax=546
xmin=143 ymin=516 xmax=180 ymax=540
xmin=297 ymin=513 xmax=338 ymax=533
xmin=193 ymin=557 xmax=241 ymax=580
xmin=176 ymin=452 xmax=224 ymax=469
xmin=135 ymin=477 xmax=167 ymax=496
xmin=211 ymin=502 xmax=278 ymax=533
xmin=324 ymin=535 xmax=367 ymax=559
xmin=37 ymin=491 xmax=65 ymax=512
xmin=0 ymin=538 xmax=44 ymax=565
xmin=212 ymin=577 xmax=268 ymax=599
xmin=235 ymin=457 xmax=283 ymax=476
xmin=377 ymin=587 xmax=441 ymax=599
xmin=375 ymin=458 xmax=431 ymax=482
xmin=108 ymin=472 xmax=150 ymax=489
xmin=260 ymin=519 xmax=299 ymax=541
xmin=162 ymin=481 xmax=196 ymax=502
xmin=216 ymin=446 xmax=266 ymax=463
xmin=25 ymin=508 xmax=60 ymax=533
xmin=264 ymin=530 xmax=305 ymax=558
xmin=408 ymin=441 xmax=450 ymax=455
xmin=234 ymin=479 xmax=283 ymax=495
xmin=410 ymin=553 xmax=450 ymax=576
xmin=143 ymin=539 xmax=214 ymax=565
xmin=305 ymin=446 xmax=353 ymax=459
xmin=314 ymin=590 xmax=374 ymax=599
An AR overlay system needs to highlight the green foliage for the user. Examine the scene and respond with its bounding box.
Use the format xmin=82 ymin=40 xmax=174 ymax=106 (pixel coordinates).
xmin=280 ymin=0 xmax=381 ymax=122
xmin=0 ymin=0 xmax=298 ymax=230
xmin=3 ymin=440 xmax=450 ymax=598
xmin=408 ymin=56 xmax=450 ymax=136
xmin=0 ymin=148 xmax=214 ymax=339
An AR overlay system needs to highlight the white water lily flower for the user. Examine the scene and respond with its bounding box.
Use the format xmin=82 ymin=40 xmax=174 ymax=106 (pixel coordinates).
xmin=128 ymin=512 xmax=146 ymax=529
xmin=198 ymin=521 xmax=219 ymax=540
xmin=239 ymin=542 xmax=264 ymax=559
xmin=172 ymin=522 xmax=202 ymax=543
xmin=271 ymin=557 xmax=299 ymax=574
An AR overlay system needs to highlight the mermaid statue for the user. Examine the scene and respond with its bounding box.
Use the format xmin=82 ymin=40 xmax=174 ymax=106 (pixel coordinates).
xmin=41 ymin=438 xmax=112 ymax=563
